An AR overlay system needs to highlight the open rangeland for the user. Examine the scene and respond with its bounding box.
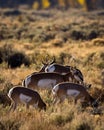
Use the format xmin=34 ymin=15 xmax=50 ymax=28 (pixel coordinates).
xmin=0 ymin=7 xmax=104 ymax=130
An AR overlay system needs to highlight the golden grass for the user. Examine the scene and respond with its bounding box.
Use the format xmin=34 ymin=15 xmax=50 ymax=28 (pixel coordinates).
xmin=0 ymin=101 xmax=103 ymax=130
xmin=0 ymin=8 xmax=104 ymax=130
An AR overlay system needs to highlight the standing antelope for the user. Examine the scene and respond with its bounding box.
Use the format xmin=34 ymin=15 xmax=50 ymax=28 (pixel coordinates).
xmin=52 ymin=82 xmax=98 ymax=108
xmin=42 ymin=57 xmax=84 ymax=84
xmin=44 ymin=62 xmax=84 ymax=84
xmin=22 ymin=72 xmax=72 ymax=90
xmin=8 ymin=86 xmax=46 ymax=111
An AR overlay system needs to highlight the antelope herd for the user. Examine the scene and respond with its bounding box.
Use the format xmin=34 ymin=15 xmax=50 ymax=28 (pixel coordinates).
xmin=8 ymin=58 xmax=99 ymax=111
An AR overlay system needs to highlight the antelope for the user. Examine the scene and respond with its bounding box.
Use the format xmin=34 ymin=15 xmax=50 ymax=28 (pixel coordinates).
xmin=8 ymin=86 xmax=46 ymax=111
xmin=52 ymin=82 xmax=98 ymax=108
xmin=22 ymin=72 xmax=72 ymax=90
xmin=44 ymin=60 xmax=84 ymax=84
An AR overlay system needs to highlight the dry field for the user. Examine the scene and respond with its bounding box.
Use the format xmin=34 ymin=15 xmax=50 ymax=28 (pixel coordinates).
xmin=0 ymin=7 xmax=104 ymax=130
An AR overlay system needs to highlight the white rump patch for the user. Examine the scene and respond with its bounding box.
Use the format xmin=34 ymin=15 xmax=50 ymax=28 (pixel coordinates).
xmin=38 ymin=79 xmax=56 ymax=89
xmin=20 ymin=93 xmax=32 ymax=103
xmin=52 ymin=85 xmax=59 ymax=95
xmin=46 ymin=65 xmax=55 ymax=72
xmin=25 ymin=75 xmax=31 ymax=87
xmin=67 ymin=90 xmax=80 ymax=97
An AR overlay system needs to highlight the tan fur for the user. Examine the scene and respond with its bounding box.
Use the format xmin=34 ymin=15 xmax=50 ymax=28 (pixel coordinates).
xmin=8 ymin=86 xmax=46 ymax=111
xmin=52 ymin=82 xmax=98 ymax=107
xmin=22 ymin=72 xmax=72 ymax=90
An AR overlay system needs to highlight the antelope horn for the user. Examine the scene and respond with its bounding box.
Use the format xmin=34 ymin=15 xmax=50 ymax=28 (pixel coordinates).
xmin=42 ymin=61 xmax=47 ymax=65
xmin=49 ymin=56 xmax=56 ymax=65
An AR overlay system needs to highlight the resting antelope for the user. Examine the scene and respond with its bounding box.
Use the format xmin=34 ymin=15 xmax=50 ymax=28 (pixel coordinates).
xmin=22 ymin=72 xmax=72 ymax=90
xmin=52 ymin=82 xmax=98 ymax=108
xmin=8 ymin=86 xmax=46 ymax=111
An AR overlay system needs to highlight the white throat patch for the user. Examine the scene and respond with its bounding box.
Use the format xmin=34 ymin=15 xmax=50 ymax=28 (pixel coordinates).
xmin=46 ymin=65 xmax=55 ymax=72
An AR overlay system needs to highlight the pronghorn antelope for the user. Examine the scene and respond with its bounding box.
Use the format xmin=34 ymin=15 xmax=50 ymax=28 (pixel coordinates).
xmin=52 ymin=82 xmax=98 ymax=108
xmin=42 ymin=57 xmax=84 ymax=84
xmin=44 ymin=62 xmax=84 ymax=84
xmin=8 ymin=86 xmax=46 ymax=111
xmin=22 ymin=72 xmax=72 ymax=90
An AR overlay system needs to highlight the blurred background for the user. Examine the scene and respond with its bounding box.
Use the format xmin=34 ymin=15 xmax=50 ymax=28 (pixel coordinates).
xmin=0 ymin=0 xmax=104 ymax=11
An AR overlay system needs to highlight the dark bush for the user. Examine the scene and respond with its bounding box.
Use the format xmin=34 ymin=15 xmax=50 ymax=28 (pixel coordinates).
xmin=70 ymin=30 xmax=85 ymax=40
xmin=0 ymin=93 xmax=11 ymax=107
xmin=4 ymin=9 xmax=21 ymax=16
xmin=87 ymin=31 xmax=98 ymax=40
xmin=7 ymin=52 xmax=30 ymax=69
xmin=76 ymin=123 xmax=91 ymax=130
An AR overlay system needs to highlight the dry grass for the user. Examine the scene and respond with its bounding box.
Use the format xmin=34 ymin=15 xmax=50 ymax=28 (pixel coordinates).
xmin=0 ymin=7 xmax=104 ymax=130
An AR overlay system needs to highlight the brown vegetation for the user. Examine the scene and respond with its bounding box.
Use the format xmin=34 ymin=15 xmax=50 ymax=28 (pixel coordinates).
xmin=0 ymin=7 xmax=104 ymax=130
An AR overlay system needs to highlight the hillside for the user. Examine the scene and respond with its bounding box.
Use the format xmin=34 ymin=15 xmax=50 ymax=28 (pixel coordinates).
xmin=0 ymin=7 xmax=104 ymax=130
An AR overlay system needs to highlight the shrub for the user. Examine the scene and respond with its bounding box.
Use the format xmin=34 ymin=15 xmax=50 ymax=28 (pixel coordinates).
xmin=91 ymin=87 xmax=104 ymax=103
xmin=0 ymin=120 xmax=20 ymax=130
xmin=7 ymin=52 xmax=30 ymax=69
xmin=84 ymin=52 xmax=96 ymax=65
xmin=76 ymin=122 xmax=91 ymax=130
xmin=70 ymin=30 xmax=85 ymax=40
xmin=0 ymin=44 xmax=14 ymax=63
xmin=87 ymin=30 xmax=98 ymax=40
xmin=100 ymin=52 xmax=104 ymax=60
xmin=3 ymin=9 xmax=21 ymax=16
xmin=58 ymin=52 xmax=72 ymax=65
xmin=53 ymin=115 xmax=64 ymax=126
xmin=97 ymin=62 xmax=104 ymax=69
xmin=92 ymin=38 xmax=104 ymax=46
xmin=0 ymin=93 xmax=11 ymax=107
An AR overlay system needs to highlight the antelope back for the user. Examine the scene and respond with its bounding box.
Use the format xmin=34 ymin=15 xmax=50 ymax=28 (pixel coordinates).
xmin=52 ymin=82 xmax=98 ymax=108
xmin=8 ymin=86 xmax=46 ymax=110
xmin=52 ymin=82 xmax=91 ymax=102
xmin=45 ymin=63 xmax=71 ymax=74
xmin=23 ymin=72 xmax=67 ymax=90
